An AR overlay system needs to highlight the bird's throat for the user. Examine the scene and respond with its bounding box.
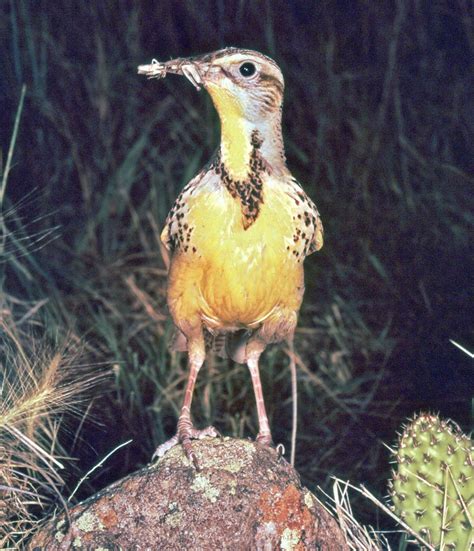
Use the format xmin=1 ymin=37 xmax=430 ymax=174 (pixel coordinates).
xmin=220 ymin=117 xmax=253 ymax=180
xmin=205 ymin=83 xmax=255 ymax=180
xmin=206 ymin=82 xmax=285 ymax=181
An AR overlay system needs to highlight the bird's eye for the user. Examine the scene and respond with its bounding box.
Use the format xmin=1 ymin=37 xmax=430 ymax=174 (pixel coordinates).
xmin=239 ymin=62 xmax=257 ymax=77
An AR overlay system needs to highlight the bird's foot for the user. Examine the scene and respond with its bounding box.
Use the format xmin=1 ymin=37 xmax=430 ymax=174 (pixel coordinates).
xmin=153 ymin=424 xmax=219 ymax=470
xmin=255 ymin=431 xmax=273 ymax=446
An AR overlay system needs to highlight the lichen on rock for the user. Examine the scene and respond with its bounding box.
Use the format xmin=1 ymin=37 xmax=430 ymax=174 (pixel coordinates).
xmin=29 ymin=438 xmax=347 ymax=550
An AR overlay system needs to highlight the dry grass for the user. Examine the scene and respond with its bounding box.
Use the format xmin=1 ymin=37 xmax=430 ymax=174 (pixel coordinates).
xmin=0 ymin=313 xmax=107 ymax=548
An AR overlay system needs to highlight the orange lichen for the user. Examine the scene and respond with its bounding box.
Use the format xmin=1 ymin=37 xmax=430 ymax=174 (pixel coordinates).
xmin=258 ymin=483 xmax=314 ymax=543
xmin=97 ymin=507 xmax=118 ymax=529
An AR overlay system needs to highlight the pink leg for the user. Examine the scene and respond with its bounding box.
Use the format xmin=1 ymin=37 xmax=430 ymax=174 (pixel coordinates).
xmin=247 ymin=346 xmax=272 ymax=446
xmin=153 ymin=335 xmax=217 ymax=468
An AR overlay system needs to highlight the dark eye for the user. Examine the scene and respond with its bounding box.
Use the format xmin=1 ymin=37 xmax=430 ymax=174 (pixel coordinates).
xmin=239 ymin=62 xmax=256 ymax=77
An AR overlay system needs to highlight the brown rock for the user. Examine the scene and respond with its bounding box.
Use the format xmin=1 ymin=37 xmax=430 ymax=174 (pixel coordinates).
xmin=29 ymin=438 xmax=348 ymax=550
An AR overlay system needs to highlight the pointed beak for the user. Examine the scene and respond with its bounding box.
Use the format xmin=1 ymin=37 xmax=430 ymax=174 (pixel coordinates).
xmin=138 ymin=55 xmax=211 ymax=91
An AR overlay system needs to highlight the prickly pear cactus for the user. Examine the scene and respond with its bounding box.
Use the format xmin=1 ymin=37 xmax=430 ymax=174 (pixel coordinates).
xmin=388 ymin=413 xmax=473 ymax=550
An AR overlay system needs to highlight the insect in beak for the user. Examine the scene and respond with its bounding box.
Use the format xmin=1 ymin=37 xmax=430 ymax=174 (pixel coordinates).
xmin=181 ymin=64 xmax=203 ymax=91
xmin=137 ymin=58 xmax=204 ymax=91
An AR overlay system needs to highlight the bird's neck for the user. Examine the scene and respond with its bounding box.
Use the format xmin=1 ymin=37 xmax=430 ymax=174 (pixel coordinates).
xmin=219 ymin=115 xmax=285 ymax=179
xmin=207 ymin=85 xmax=286 ymax=180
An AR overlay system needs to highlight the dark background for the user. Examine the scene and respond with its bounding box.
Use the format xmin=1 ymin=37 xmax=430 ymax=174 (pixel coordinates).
xmin=1 ymin=0 xmax=472 ymax=544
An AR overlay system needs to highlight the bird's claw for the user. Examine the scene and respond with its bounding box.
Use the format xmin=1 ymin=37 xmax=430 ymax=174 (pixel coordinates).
xmin=152 ymin=435 xmax=179 ymax=461
xmin=152 ymin=425 xmax=218 ymax=468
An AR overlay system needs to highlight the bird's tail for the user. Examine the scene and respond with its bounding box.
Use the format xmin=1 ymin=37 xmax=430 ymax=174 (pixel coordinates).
xmin=170 ymin=328 xmax=253 ymax=364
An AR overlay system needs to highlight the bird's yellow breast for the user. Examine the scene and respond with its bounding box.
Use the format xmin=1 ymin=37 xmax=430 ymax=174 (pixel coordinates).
xmin=167 ymin=177 xmax=304 ymax=330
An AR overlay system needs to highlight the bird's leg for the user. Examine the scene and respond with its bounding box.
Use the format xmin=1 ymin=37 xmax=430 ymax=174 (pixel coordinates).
xmin=246 ymin=341 xmax=272 ymax=446
xmin=153 ymin=335 xmax=218 ymax=468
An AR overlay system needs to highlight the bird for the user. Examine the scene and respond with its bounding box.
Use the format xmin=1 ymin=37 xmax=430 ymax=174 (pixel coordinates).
xmin=138 ymin=48 xmax=323 ymax=468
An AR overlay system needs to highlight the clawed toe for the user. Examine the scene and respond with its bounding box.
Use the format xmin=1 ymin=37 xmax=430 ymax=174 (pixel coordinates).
xmin=152 ymin=425 xmax=218 ymax=467
xmin=190 ymin=425 xmax=219 ymax=440
xmin=152 ymin=434 xmax=179 ymax=460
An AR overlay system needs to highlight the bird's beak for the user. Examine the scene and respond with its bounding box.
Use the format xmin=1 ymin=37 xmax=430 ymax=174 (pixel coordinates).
xmin=138 ymin=55 xmax=212 ymax=91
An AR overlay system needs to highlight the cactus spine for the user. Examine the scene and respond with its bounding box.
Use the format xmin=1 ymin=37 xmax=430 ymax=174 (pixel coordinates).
xmin=389 ymin=413 xmax=473 ymax=549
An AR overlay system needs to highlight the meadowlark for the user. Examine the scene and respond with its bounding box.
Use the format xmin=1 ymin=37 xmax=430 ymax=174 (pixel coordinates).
xmin=138 ymin=48 xmax=323 ymax=468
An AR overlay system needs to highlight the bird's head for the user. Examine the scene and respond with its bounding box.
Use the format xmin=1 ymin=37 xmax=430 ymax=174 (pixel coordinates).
xmin=139 ymin=48 xmax=286 ymax=177
xmin=139 ymin=48 xmax=284 ymax=124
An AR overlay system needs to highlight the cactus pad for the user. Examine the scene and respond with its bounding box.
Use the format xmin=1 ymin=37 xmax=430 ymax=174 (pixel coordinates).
xmin=388 ymin=413 xmax=473 ymax=549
